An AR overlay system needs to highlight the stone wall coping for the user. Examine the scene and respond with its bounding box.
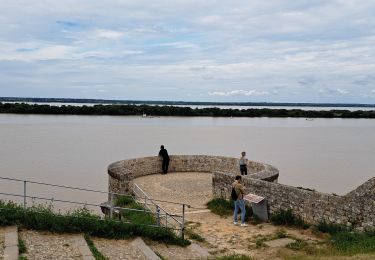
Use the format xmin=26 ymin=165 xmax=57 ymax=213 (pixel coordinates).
xmin=108 ymin=155 xmax=279 ymax=182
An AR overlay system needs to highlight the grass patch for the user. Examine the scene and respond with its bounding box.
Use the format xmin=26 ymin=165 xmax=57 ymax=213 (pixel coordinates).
xmin=270 ymin=209 xmax=309 ymax=229
xmin=214 ymin=254 xmax=254 ymax=260
xmin=330 ymin=230 xmax=375 ymax=255
xmin=19 ymin=256 xmax=28 ymax=260
xmin=185 ymin=228 xmax=205 ymax=242
xmin=286 ymin=240 xmax=309 ymax=251
xmin=18 ymin=238 xmax=27 ymax=254
xmin=315 ymin=220 xmax=349 ymax=235
xmin=84 ymin=234 xmax=108 ymax=260
xmin=206 ymin=198 xmax=252 ymax=221
xmin=0 ymin=200 xmax=189 ymax=246
xmin=206 ymin=198 xmax=233 ymax=216
xmin=115 ymin=196 xmax=156 ymax=225
xmin=275 ymin=228 xmax=288 ymax=238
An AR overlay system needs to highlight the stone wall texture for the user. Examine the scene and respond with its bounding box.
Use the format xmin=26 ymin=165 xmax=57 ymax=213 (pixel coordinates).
xmin=108 ymin=155 xmax=375 ymax=230
xmin=213 ymin=171 xmax=375 ymax=230
xmin=108 ymin=155 xmax=278 ymax=195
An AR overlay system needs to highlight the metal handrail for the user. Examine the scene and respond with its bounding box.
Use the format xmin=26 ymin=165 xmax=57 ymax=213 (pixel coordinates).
xmin=0 ymin=175 xmax=187 ymax=238
xmin=133 ymin=183 xmax=186 ymax=238
xmin=0 ymin=176 xmax=187 ymax=206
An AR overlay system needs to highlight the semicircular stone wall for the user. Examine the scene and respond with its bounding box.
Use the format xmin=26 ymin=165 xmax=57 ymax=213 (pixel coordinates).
xmin=108 ymin=155 xmax=279 ymax=195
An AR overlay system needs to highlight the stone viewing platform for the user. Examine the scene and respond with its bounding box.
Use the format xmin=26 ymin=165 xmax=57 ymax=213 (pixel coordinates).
xmin=108 ymin=155 xmax=375 ymax=230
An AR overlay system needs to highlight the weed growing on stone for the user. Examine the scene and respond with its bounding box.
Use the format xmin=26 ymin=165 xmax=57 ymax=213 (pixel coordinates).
xmin=18 ymin=238 xmax=27 ymax=254
xmin=84 ymin=234 xmax=108 ymax=260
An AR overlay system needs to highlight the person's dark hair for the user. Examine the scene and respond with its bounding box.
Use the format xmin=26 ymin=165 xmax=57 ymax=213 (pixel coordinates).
xmin=160 ymin=145 xmax=164 ymax=149
xmin=235 ymin=175 xmax=242 ymax=181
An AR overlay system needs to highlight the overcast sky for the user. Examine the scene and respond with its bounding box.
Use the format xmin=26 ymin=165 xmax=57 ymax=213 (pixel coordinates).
xmin=1 ymin=1 xmax=375 ymax=103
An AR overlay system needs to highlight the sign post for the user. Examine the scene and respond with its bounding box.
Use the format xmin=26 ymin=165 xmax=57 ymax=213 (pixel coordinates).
xmin=243 ymin=193 xmax=268 ymax=221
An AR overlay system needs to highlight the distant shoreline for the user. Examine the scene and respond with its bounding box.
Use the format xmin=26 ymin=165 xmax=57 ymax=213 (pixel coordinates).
xmin=1 ymin=96 xmax=375 ymax=108
xmin=1 ymin=102 xmax=374 ymax=118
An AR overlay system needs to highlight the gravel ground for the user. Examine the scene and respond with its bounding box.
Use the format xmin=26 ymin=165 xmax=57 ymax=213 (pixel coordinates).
xmin=19 ymin=230 xmax=82 ymax=260
xmin=134 ymin=172 xmax=213 ymax=214
xmin=93 ymin=237 xmax=147 ymax=260
xmin=0 ymin=228 xmax=4 ymax=259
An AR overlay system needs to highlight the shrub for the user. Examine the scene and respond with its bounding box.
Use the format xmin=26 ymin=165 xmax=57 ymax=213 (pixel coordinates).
xmin=206 ymin=198 xmax=252 ymax=221
xmin=270 ymin=209 xmax=309 ymax=229
xmin=316 ymin=220 xmax=349 ymax=235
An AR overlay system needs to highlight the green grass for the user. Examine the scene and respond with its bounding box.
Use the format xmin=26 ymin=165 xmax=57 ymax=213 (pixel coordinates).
xmin=19 ymin=256 xmax=28 ymax=260
xmin=18 ymin=238 xmax=27 ymax=254
xmin=330 ymin=230 xmax=375 ymax=255
xmin=115 ymin=196 xmax=156 ymax=225
xmin=206 ymin=198 xmax=252 ymax=221
xmin=315 ymin=220 xmax=349 ymax=235
xmin=0 ymin=200 xmax=189 ymax=246
xmin=286 ymin=240 xmax=310 ymax=251
xmin=185 ymin=228 xmax=205 ymax=242
xmin=84 ymin=234 xmax=108 ymax=260
xmin=214 ymin=254 xmax=254 ymax=260
xmin=270 ymin=209 xmax=309 ymax=229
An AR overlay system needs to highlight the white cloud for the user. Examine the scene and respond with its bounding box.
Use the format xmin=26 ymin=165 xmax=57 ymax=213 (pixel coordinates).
xmin=336 ymin=88 xmax=350 ymax=95
xmin=96 ymin=30 xmax=124 ymax=40
xmin=208 ymin=90 xmax=269 ymax=97
xmin=1 ymin=1 xmax=375 ymax=102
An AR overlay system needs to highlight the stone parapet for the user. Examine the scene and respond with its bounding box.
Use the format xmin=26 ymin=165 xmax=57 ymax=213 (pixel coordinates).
xmin=108 ymin=155 xmax=279 ymax=196
xmin=212 ymin=171 xmax=375 ymax=230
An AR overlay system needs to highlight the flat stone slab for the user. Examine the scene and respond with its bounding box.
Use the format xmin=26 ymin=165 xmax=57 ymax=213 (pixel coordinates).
xmin=264 ymin=238 xmax=296 ymax=248
xmin=4 ymin=245 xmax=18 ymax=260
xmin=3 ymin=226 xmax=18 ymax=260
xmin=187 ymin=243 xmax=210 ymax=257
xmin=131 ymin=237 xmax=160 ymax=260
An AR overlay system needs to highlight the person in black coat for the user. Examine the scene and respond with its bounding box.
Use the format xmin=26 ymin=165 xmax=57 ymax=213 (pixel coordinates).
xmin=158 ymin=145 xmax=170 ymax=174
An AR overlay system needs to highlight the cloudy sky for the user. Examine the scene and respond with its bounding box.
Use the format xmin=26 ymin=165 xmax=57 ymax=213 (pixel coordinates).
xmin=1 ymin=0 xmax=375 ymax=103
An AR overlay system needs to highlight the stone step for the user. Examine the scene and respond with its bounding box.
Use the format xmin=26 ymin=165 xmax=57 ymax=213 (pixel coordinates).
xmin=93 ymin=237 xmax=149 ymax=259
xmin=146 ymin=240 xmax=211 ymax=260
xmin=19 ymin=230 xmax=95 ymax=259
xmin=3 ymin=226 xmax=19 ymax=260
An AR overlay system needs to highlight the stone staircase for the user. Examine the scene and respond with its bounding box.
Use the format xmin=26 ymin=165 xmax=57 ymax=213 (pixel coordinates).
xmin=0 ymin=226 xmax=211 ymax=260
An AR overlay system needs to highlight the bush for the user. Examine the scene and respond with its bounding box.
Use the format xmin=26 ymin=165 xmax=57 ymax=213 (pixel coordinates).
xmin=270 ymin=209 xmax=309 ymax=229
xmin=316 ymin=220 xmax=349 ymax=235
xmin=0 ymin=200 xmax=189 ymax=246
xmin=206 ymin=198 xmax=252 ymax=221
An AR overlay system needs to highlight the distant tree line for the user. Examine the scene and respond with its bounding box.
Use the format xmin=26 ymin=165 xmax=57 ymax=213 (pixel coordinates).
xmin=0 ymin=102 xmax=374 ymax=118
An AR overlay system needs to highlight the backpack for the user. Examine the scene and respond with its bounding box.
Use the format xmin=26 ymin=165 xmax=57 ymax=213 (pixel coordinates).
xmin=231 ymin=187 xmax=238 ymax=201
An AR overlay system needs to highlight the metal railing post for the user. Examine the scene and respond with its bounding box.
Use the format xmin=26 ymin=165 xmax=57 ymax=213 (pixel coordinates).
xmin=156 ymin=206 xmax=160 ymax=226
xmin=144 ymin=196 xmax=147 ymax=211
xmin=23 ymin=181 xmax=27 ymax=209
xmin=109 ymin=193 xmax=114 ymax=219
xmin=181 ymin=204 xmax=186 ymax=239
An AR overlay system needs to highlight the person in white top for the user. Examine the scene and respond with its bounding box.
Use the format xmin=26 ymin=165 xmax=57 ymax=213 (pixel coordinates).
xmin=239 ymin=151 xmax=248 ymax=175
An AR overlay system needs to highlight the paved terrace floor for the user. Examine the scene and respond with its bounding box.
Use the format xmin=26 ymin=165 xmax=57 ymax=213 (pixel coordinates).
xmin=134 ymin=172 xmax=213 ymax=215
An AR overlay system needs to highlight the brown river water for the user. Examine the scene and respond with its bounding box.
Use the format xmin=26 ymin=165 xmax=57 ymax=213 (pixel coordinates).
xmin=0 ymin=114 xmax=374 ymax=212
